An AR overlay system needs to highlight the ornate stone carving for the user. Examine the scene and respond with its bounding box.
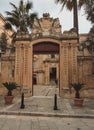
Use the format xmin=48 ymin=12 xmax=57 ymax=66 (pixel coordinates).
xmin=31 ymin=13 xmax=62 ymax=38
xmin=63 ymin=28 xmax=77 ymax=38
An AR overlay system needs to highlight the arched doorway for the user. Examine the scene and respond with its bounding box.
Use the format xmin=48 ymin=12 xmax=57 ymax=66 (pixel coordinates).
xmin=32 ymin=41 xmax=60 ymax=96
xmin=14 ymin=13 xmax=78 ymax=97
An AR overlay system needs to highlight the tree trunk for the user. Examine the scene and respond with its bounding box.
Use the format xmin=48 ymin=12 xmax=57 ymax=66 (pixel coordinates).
xmin=73 ymin=0 xmax=79 ymax=35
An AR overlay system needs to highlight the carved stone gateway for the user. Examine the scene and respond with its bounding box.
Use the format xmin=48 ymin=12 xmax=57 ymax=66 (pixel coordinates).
xmin=14 ymin=13 xmax=78 ymax=96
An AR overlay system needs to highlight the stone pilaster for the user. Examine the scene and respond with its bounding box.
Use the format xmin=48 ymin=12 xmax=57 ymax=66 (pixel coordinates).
xmin=71 ymin=44 xmax=78 ymax=83
xmin=60 ymin=43 xmax=69 ymax=92
xmin=15 ymin=40 xmax=33 ymax=96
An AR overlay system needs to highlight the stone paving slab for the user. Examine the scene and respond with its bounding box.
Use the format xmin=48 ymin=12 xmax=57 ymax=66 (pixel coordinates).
xmin=0 ymin=96 xmax=94 ymax=118
xmin=0 ymin=115 xmax=94 ymax=130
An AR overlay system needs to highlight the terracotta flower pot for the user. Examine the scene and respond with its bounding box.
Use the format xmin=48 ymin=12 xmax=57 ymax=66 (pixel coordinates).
xmin=4 ymin=95 xmax=14 ymax=104
xmin=74 ymin=98 xmax=84 ymax=107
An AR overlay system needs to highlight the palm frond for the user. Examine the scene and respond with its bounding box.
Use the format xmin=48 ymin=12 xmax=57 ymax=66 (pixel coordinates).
xmin=26 ymin=1 xmax=33 ymax=13
xmin=4 ymin=22 xmax=12 ymax=30
xmin=10 ymin=2 xmax=18 ymax=10
xmin=5 ymin=0 xmax=38 ymax=32
xmin=78 ymin=0 xmax=88 ymax=8
xmin=66 ymin=1 xmax=73 ymax=11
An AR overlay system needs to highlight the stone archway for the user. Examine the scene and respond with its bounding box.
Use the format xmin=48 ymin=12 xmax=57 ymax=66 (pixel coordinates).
xmin=14 ymin=13 xmax=78 ymax=96
xmin=14 ymin=36 xmax=78 ymax=96
xmin=32 ymin=41 xmax=60 ymax=96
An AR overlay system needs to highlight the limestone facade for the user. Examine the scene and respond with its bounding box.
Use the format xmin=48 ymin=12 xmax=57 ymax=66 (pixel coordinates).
xmin=0 ymin=13 xmax=14 ymax=45
xmin=0 ymin=13 xmax=94 ymax=96
xmin=0 ymin=14 xmax=14 ymax=83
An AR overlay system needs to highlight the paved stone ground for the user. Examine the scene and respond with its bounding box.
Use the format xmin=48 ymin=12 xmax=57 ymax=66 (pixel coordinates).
xmin=0 ymin=96 xmax=94 ymax=118
xmin=0 ymin=85 xmax=94 ymax=118
xmin=0 ymin=85 xmax=94 ymax=130
xmin=33 ymin=85 xmax=59 ymax=96
xmin=33 ymin=85 xmax=94 ymax=98
xmin=0 ymin=115 xmax=94 ymax=130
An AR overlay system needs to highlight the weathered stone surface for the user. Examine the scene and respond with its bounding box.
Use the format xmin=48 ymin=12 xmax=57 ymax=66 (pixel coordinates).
xmin=0 ymin=13 xmax=94 ymax=97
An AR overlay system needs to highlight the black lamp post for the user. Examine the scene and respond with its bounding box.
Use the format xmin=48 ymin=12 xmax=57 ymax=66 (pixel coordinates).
xmin=53 ymin=93 xmax=58 ymax=110
xmin=53 ymin=80 xmax=58 ymax=110
xmin=20 ymin=92 xmax=25 ymax=109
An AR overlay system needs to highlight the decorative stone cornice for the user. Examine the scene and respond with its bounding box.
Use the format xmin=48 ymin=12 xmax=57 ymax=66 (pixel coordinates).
xmin=43 ymin=58 xmax=59 ymax=63
xmin=14 ymin=14 xmax=78 ymax=41
xmin=77 ymin=56 xmax=92 ymax=61
xmin=14 ymin=32 xmax=31 ymax=41
xmin=62 ymin=28 xmax=78 ymax=40
xmin=2 ymin=55 xmax=15 ymax=61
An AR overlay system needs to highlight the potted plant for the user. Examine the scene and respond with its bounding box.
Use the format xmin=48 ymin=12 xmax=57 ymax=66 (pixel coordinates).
xmin=3 ymin=82 xmax=18 ymax=104
xmin=71 ymin=82 xmax=84 ymax=106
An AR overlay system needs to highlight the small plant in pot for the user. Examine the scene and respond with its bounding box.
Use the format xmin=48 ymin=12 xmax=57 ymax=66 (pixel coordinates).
xmin=3 ymin=82 xmax=18 ymax=104
xmin=71 ymin=82 xmax=84 ymax=106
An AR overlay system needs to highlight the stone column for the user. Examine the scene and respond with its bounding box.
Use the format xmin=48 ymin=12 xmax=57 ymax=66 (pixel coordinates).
xmin=15 ymin=43 xmax=22 ymax=85
xmin=71 ymin=44 xmax=78 ymax=83
xmin=60 ymin=39 xmax=78 ymax=96
xmin=15 ymin=40 xmax=33 ymax=96
xmin=60 ymin=42 xmax=69 ymax=95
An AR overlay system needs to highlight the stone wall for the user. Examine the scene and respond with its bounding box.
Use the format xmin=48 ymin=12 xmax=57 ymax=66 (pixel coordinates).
xmin=0 ymin=13 xmax=94 ymax=97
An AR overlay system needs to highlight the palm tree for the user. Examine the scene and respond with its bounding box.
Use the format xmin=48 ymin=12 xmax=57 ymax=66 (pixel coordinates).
xmin=71 ymin=83 xmax=84 ymax=98
xmin=55 ymin=0 xmax=90 ymax=35
xmin=55 ymin=0 xmax=79 ymax=34
xmin=79 ymin=0 xmax=90 ymax=8
xmin=3 ymin=82 xmax=18 ymax=96
xmin=5 ymin=0 xmax=37 ymax=33
xmin=79 ymin=0 xmax=94 ymax=24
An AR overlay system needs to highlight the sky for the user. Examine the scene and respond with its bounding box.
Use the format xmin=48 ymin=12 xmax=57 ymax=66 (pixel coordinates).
xmin=0 ymin=0 xmax=92 ymax=34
